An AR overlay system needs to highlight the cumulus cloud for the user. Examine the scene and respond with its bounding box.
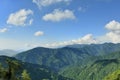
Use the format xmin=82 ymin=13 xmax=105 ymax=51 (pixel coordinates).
xmin=33 ymin=0 xmax=71 ymax=9
xmin=7 ymin=9 xmax=33 ymax=26
xmin=0 ymin=28 xmax=8 ymax=33
xmin=34 ymin=31 xmax=44 ymax=37
xmin=46 ymin=20 xmax=120 ymax=47
xmin=76 ymin=34 xmax=98 ymax=44
xmin=105 ymin=20 xmax=120 ymax=31
xmin=105 ymin=20 xmax=120 ymax=43
xmin=45 ymin=34 xmax=98 ymax=47
xmin=43 ymin=9 xmax=76 ymax=22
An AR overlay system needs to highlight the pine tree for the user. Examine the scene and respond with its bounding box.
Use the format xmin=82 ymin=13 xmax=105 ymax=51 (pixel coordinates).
xmin=0 ymin=63 xmax=4 ymax=79
xmin=21 ymin=70 xmax=31 ymax=80
xmin=4 ymin=59 xmax=20 ymax=80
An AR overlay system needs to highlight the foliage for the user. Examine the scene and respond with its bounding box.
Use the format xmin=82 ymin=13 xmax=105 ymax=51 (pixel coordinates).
xmin=0 ymin=58 xmax=31 ymax=80
xmin=103 ymin=69 xmax=120 ymax=80
xmin=0 ymin=56 xmax=72 ymax=80
xmin=21 ymin=70 xmax=31 ymax=80
xmin=60 ymin=59 xmax=120 ymax=80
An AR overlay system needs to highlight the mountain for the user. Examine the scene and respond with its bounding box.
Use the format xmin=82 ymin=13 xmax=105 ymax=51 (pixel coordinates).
xmin=15 ymin=47 xmax=93 ymax=71
xmin=0 ymin=56 xmax=72 ymax=80
xmin=0 ymin=49 xmax=18 ymax=56
xmin=15 ymin=43 xmax=120 ymax=71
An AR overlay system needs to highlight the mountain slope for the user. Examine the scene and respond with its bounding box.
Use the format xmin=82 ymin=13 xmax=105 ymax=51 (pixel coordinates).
xmin=0 ymin=56 xmax=72 ymax=80
xmin=60 ymin=50 xmax=120 ymax=80
xmin=60 ymin=59 xmax=120 ymax=80
xmin=78 ymin=59 xmax=120 ymax=80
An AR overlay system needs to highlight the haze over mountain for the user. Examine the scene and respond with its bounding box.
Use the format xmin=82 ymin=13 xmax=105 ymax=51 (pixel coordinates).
xmin=0 ymin=49 xmax=18 ymax=56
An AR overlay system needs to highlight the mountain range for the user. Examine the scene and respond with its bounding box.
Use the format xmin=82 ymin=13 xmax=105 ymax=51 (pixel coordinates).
xmin=15 ymin=43 xmax=120 ymax=71
xmin=1 ymin=43 xmax=120 ymax=80
xmin=0 ymin=49 xmax=18 ymax=56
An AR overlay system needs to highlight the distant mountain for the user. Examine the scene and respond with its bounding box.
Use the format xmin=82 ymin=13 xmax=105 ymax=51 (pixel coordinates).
xmin=15 ymin=43 xmax=120 ymax=71
xmin=0 ymin=56 xmax=72 ymax=80
xmin=67 ymin=43 xmax=120 ymax=56
xmin=0 ymin=49 xmax=18 ymax=56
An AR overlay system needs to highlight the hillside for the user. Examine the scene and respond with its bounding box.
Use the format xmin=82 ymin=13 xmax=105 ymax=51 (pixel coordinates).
xmin=60 ymin=59 xmax=120 ymax=80
xmin=0 ymin=56 xmax=72 ymax=80
xmin=59 ymin=50 xmax=120 ymax=80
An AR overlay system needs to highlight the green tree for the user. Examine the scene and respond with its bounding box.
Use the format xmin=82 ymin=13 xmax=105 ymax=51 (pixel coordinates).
xmin=0 ymin=63 xmax=5 ymax=79
xmin=4 ymin=59 xmax=20 ymax=80
xmin=21 ymin=70 xmax=31 ymax=80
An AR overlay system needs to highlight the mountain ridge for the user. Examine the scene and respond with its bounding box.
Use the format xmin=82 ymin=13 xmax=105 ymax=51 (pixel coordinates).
xmin=15 ymin=43 xmax=120 ymax=71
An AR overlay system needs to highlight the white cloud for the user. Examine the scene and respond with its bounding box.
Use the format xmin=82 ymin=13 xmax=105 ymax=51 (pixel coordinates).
xmin=45 ymin=34 xmax=98 ymax=47
xmin=105 ymin=20 xmax=120 ymax=31
xmin=76 ymin=34 xmax=98 ymax=44
xmin=33 ymin=0 xmax=71 ymax=9
xmin=34 ymin=31 xmax=44 ymax=37
xmin=104 ymin=20 xmax=120 ymax=43
xmin=43 ymin=9 xmax=76 ymax=22
xmin=0 ymin=28 xmax=8 ymax=33
xmin=106 ymin=32 xmax=120 ymax=43
xmin=7 ymin=9 xmax=33 ymax=26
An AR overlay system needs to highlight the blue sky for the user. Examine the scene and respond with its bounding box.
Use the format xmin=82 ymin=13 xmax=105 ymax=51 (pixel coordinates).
xmin=0 ymin=0 xmax=120 ymax=50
